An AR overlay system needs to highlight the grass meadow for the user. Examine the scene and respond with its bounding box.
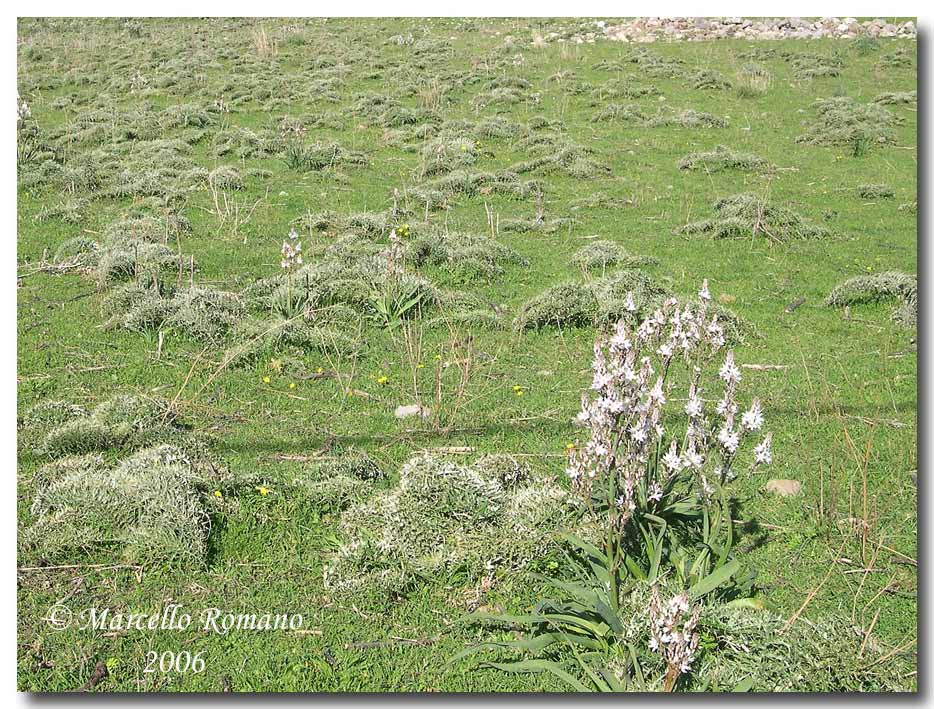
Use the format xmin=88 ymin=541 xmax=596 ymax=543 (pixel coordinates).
xmin=16 ymin=18 xmax=916 ymax=692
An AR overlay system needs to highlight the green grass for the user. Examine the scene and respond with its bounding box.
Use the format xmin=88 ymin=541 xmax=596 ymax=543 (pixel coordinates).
xmin=17 ymin=18 xmax=916 ymax=692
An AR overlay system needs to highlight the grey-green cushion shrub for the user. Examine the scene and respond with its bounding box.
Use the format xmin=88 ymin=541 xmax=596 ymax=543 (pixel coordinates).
xmin=24 ymin=445 xmax=211 ymax=566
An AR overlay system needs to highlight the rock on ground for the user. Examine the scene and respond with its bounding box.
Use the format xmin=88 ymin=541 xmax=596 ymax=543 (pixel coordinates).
xmin=764 ymin=479 xmax=803 ymax=497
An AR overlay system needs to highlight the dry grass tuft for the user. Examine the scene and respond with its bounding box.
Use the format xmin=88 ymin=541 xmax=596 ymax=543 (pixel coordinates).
xmin=679 ymin=193 xmax=830 ymax=242
xmin=826 ymin=271 xmax=917 ymax=328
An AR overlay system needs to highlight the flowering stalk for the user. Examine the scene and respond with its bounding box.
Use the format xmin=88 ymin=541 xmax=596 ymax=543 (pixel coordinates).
xmin=16 ymin=94 xmax=30 ymax=125
xmin=566 ymin=281 xmax=772 ymax=612
xmin=384 ymin=228 xmax=404 ymax=282
xmin=649 ymin=587 xmax=701 ymax=691
xmin=17 ymin=93 xmax=40 ymax=164
xmin=280 ymin=228 xmax=303 ymax=314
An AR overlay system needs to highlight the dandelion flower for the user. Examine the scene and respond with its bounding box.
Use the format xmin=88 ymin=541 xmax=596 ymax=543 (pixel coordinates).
xmin=262 ymin=376 xmax=271 ymax=384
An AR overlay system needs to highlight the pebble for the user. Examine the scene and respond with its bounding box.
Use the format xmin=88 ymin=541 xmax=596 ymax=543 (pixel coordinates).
xmin=394 ymin=403 xmax=431 ymax=420
xmin=764 ymin=479 xmax=802 ymax=497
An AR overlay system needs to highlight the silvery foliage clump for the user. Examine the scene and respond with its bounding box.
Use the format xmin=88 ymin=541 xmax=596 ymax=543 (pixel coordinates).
xmin=566 ymin=279 xmax=772 ymax=527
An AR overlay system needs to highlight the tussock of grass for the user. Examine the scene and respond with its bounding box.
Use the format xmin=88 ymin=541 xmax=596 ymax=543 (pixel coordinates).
xmin=299 ymin=475 xmax=373 ymax=512
xmin=96 ymin=241 xmax=180 ymax=287
xmin=693 ymin=69 xmax=731 ymax=90
xmin=207 ymin=165 xmax=244 ymax=190
xmin=295 ymin=210 xmax=403 ymax=240
xmin=21 ymin=400 xmax=88 ymax=433
xmin=515 ymin=268 xmax=757 ymax=341
xmin=589 ymin=269 xmax=674 ymax=325
xmin=622 ymin=48 xmax=687 ymax=79
xmin=226 ymin=315 xmax=360 ymax=365
xmin=324 ymin=453 xmax=580 ymax=596
xmin=788 ymin=54 xmax=842 ymax=80
xmin=856 ymin=184 xmax=894 ymax=200
xmin=679 ymin=193 xmax=830 ymax=242
xmin=51 ymin=236 xmax=100 ymax=269
xmin=293 ymin=254 xmax=438 ymax=313
xmin=875 ymin=46 xmax=914 ymax=70
xmin=426 ymin=292 xmax=507 ymax=329
xmin=304 ymin=452 xmax=386 ymax=481
xmin=417 ymin=134 xmax=477 ymax=177
xmin=34 ymin=196 xmax=88 ymax=224
xmin=510 ymin=136 xmax=608 ymax=179
xmin=471 ymin=87 xmax=533 ymax=110
xmin=165 ymin=287 xmax=246 ymax=341
xmin=570 ymin=192 xmax=635 ymax=210
xmin=514 ymin=269 xmax=667 ymax=331
xmin=408 ymin=231 xmax=528 ymax=281
xmin=283 ymin=139 xmax=368 ymax=171
xmin=678 ymin=145 xmax=771 ymax=173
xmin=102 ymin=284 xmax=245 ymax=343
xmin=590 ymin=77 xmax=659 ymax=101
xmin=292 ymin=452 xmax=385 ymax=511
xmin=595 ymin=103 xmax=726 ymax=128
xmin=594 ymin=102 xmax=645 ymax=123
xmin=647 ymin=106 xmax=728 ymax=128
xmin=500 ymin=216 xmax=574 ymax=234
xmin=795 ymin=97 xmax=895 ymax=150
xmin=23 ymin=444 xmax=212 ymax=566
xmin=413 ymin=169 xmax=540 ymax=208
xmin=826 ymin=271 xmax=917 ymax=328
xmin=31 ymin=393 xmax=181 ymax=458
xmin=735 ymin=64 xmax=771 ymax=98
xmin=513 ymin=281 xmax=599 ymax=330
xmin=873 ymin=90 xmax=916 ymax=105
xmin=212 ymin=126 xmax=281 ymax=159
xmin=571 ymin=240 xmax=658 ymax=273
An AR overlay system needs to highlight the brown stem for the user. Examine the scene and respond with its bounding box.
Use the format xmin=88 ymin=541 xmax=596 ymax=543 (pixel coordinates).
xmin=663 ymin=665 xmax=680 ymax=692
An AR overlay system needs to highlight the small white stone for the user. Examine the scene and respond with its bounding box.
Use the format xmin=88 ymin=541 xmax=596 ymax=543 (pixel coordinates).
xmin=395 ymin=403 xmax=430 ymax=420
xmin=764 ymin=479 xmax=802 ymax=497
